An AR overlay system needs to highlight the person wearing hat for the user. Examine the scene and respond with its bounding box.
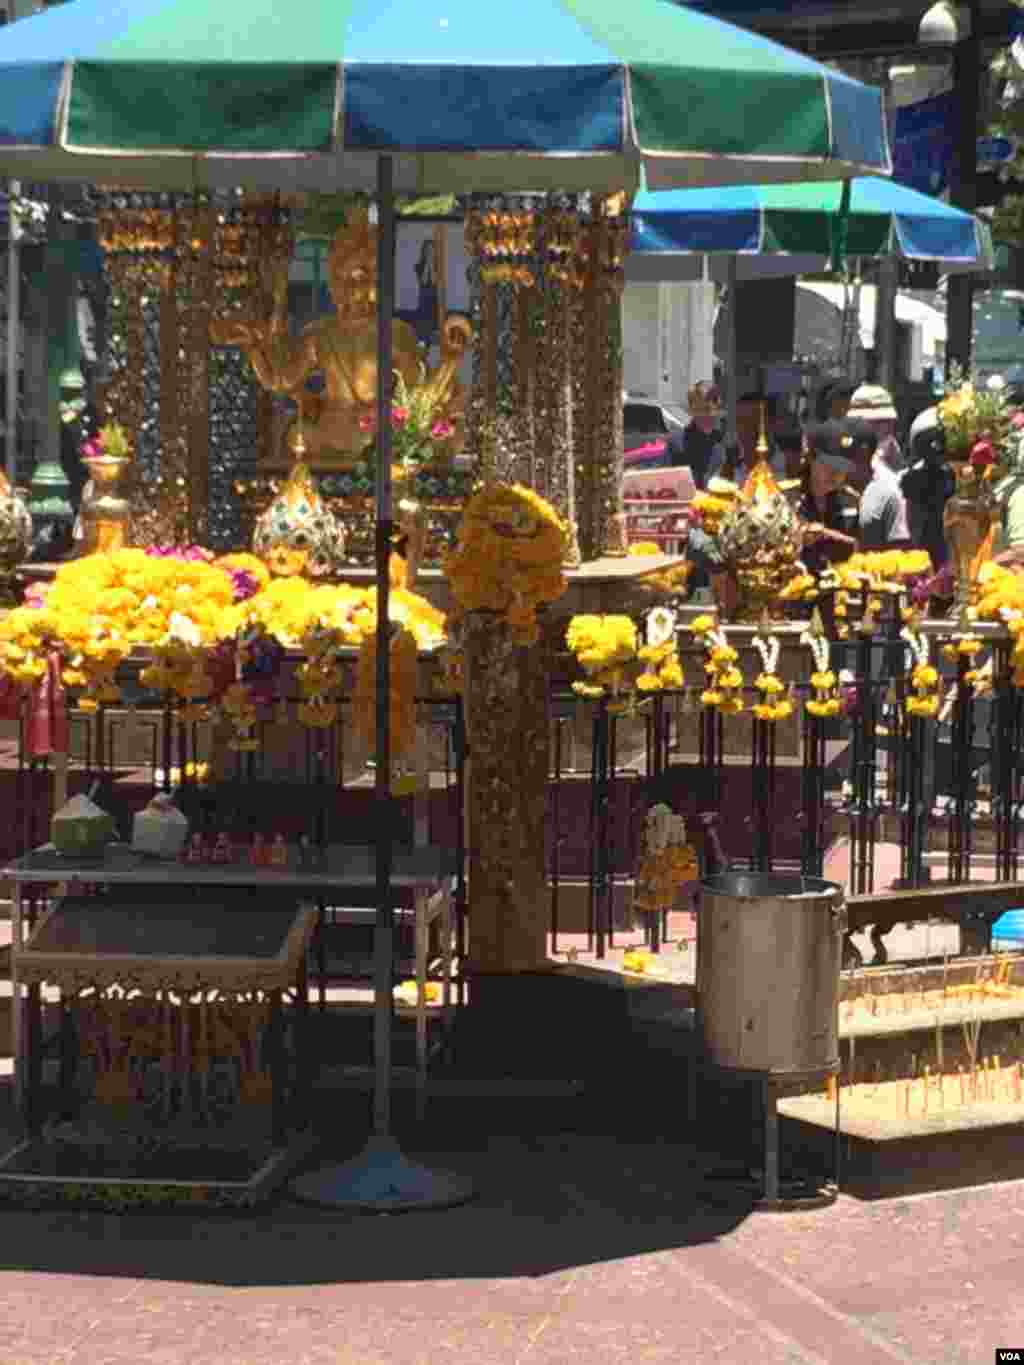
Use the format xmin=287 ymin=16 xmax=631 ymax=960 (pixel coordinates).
xmin=796 ymin=421 xmax=859 ymax=577
xmin=847 ymin=383 xmax=898 ymax=432
xmin=665 ymin=380 xmax=723 ymax=487
xmin=901 ymin=406 xmax=954 ymax=566
xmin=814 ymin=378 xmax=858 ymax=423
xmin=847 ymin=383 xmax=904 ymax=478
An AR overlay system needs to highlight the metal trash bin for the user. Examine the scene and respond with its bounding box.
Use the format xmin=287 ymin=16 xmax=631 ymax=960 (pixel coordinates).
xmin=696 ymin=871 xmax=846 ymax=1210
xmin=698 ymin=871 xmax=845 ymax=1076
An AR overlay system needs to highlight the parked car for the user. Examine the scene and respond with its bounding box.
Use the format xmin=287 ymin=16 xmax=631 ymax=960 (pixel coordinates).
xmin=623 ymin=395 xmax=688 ymax=454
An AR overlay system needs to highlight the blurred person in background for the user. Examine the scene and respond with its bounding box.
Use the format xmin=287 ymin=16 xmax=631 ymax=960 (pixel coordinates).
xmin=857 ymin=420 xmax=910 ymax=549
xmin=706 ymin=391 xmax=786 ymax=483
xmin=847 ymin=383 xmax=902 ymax=468
xmin=796 ymin=422 xmax=859 ymax=577
xmin=901 ymin=407 xmax=953 ymax=567
xmin=814 ymin=378 xmax=858 ymax=422
xmin=665 ymin=380 xmax=723 ymax=488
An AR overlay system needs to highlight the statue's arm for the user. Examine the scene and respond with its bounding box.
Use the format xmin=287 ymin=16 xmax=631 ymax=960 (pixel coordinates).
xmin=248 ymin=331 xmax=317 ymax=395
xmin=209 ymin=321 xmax=316 ymax=396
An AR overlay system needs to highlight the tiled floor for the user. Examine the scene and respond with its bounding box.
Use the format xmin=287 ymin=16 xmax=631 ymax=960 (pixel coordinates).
xmin=0 ymin=1121 xmax=1022 ymax=1364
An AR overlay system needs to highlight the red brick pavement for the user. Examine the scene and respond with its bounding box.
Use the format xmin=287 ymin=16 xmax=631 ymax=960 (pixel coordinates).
xmin=1 ymin=1131 xmax=1023 ymax=1365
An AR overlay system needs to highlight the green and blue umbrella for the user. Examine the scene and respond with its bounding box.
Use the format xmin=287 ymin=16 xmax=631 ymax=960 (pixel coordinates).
xmin=627 ymin=176 xmax=992 ymax=280
xmin=0 ymin=0 xmax=889 ymax=192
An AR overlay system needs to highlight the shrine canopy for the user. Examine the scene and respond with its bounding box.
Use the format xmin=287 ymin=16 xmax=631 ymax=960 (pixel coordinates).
xmin=627 ymin=176 xmax=993 ymax=282
xmin=0 ymin=0 xmax=891 ymax=194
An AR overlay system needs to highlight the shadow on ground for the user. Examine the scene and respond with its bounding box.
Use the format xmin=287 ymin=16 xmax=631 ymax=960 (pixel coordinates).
xmin=0 ymin=1074 xmax=753 ymax=1286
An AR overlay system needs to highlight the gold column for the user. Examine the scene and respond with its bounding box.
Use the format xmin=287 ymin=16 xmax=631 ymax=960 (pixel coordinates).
xmin=187 ymin=200 xmax=215 ymax=544
xmin=463 ymin=612 xmax=550 ymax=973
xmin=480 ymin=280 xmax=499 ymax=480
xmin=514 ymin=287 xmax=535 ymax=487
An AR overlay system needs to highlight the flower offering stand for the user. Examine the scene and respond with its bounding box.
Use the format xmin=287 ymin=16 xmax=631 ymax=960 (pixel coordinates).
xmin=2 ymin=840 xmax=458 ymax=1211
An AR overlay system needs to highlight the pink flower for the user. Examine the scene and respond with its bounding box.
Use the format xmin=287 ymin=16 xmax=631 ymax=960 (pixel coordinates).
xmin=1013 ymin=411 xmax=1024 ymax=430
xmin=969 ymin=438 xmax=995 ymax=469
xmin=80 ymin=439 xmax=100 ymax=459
xmin=390 ymin=406 xmax=409 ymax=427
xmin=358 ymin=413 xmax=376 ymax=433
xmin=430 ymin=420 xmax=454 ymax=440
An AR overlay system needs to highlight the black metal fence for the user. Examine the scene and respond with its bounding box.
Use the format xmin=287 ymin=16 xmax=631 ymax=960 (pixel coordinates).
xmin=9 ymin=621 xmax=1024 ymax=960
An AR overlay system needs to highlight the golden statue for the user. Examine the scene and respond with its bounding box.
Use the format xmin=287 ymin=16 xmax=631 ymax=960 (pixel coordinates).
xmin=210 ymin=207 xmax=471 ymax=471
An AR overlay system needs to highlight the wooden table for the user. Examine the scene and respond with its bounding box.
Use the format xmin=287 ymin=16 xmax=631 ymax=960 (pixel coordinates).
xmin=6 ymin=842 xmax=455 ymax=1131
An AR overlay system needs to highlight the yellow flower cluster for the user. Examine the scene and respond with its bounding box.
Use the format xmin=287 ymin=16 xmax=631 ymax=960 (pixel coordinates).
xmin=394 ymin=980 xmax=442 ymax=1007
xmin=0 ymin=550 xmax=235 ymax=710
xmin=627 ymin=542 xmax=663 ymax=557
xmin=225 ymin=577 xmax=446 ymax=653
xmin=907 ymin=662 xmax=941 ymax=717
xmin=937 ymin=370 xmax=1014 ymax=463
xmin=802 ymin=620 xmax=840 ymax=718
xmin=352 ymin=625 xmax=419 ymax=762
xmin=690 ymin=615 xmax=744 ymax=714
xmin=829 ymin=549 xmax=932 ymax=594
xmin=223 ymin=578 xmax=364 ymax=649
xmin=445 ymin=483 xmax=567 ymax=645
xmin=806 ymin=672 xmax=841 ymax=718
xmin=779 ymin=571 xmax=817 ymax=601
xmin=634 ymin=845 xmax=700 ymax=915
xmin=221 ymin=680 xmax=260 ymax=750
xmin=635 ymin=638 xmax=684 ymax=693
xmin=689 ymin=492 xmax=733 ymax=535
xmin=901 ymin=616 xmax=941 ymax=718
xmin=294 ymin=622 xmax=348 ymax=729
xmin=976 ymin=562 xmax=1024 ymax=622
xmin=622 ymin=949 xmax=656 ymax=975
xmin=566 ymin=615 xmax=638 ymax=697
xmin=566 ymin=611 xmax=683 ymax=703
xmin=214 ymin=552 xmax=271 ymax=594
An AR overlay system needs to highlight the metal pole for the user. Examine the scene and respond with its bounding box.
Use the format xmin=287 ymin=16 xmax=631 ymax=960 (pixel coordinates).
xmin=946 ymin=0 xmax=981 ymax=376
xmin=723 ymin=254 xmax=738 ymax=464
xmin=374 ymin=153 xmax=396 ymax=1140
xmin=875 ymin=255 xmax=898 ymax=391
xmin=286 ymin=160 xmax=474 ymax=1211
xmin=6 ymin=178 xmax=19 ymax=484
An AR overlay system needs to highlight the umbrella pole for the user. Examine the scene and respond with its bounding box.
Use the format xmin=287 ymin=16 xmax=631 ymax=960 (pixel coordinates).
xmin=722 ymin=253 xmax=738 ymax=468
xmin=290 ymin=156 xmax=472 ymax=1213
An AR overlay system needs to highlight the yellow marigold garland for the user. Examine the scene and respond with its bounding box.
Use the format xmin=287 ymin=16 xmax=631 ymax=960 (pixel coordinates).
xmin=751 ymin=630 xmax=792 ymax=723
xmin=802 ymin=616 xmax=840 ymax=718
xmin=353 ymin=625 xmax=419 ymax=760
xmin=565 ymin=608 xmax=684 ymax=709
xmin=690 ymin=613 xmax=743 ymax=714
xmin=900 ymin=613 xmax=940 ymax=718
xmin=0 ymin=550 xmax=235 ymax=709
xmin=445 ymin=483 xmax=567 ymax=645
xmin=566 ymin=614 xmax=637 ymax=700
xmin=634 ymin=804 xmax=699 ymax=918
